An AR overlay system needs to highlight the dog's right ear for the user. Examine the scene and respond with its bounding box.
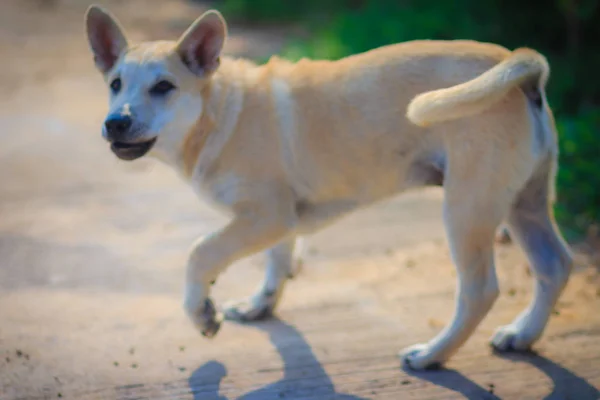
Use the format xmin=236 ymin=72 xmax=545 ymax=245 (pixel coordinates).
xmin=85 ymin=5 xmax=128 ymax=74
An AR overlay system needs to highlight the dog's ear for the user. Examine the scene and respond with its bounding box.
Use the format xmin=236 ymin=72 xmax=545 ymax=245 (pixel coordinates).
xmin=85 ymin=5 xmax=128 ymax=74
xmin=175 ymin=10 xmax=227 ymax=77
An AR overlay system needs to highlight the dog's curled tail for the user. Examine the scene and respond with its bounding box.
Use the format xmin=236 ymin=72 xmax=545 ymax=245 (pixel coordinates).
xmin=406 ymin=48 xmax=549 ymax=127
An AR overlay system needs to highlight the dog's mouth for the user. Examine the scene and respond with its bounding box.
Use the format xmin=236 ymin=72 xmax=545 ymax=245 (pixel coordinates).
xmin=110 ymin=138 xmax=157 ymax=161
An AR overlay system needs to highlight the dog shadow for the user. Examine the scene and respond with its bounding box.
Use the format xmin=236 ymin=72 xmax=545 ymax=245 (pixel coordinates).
xmin=187 ymin=319 xmax=599 ymax=399
xmin=404 ymin=349 xmax=600 ymax=400
xmin=188 ymin=360 xmax=228 ymax=400
xmin=403 ymin=365 xmax=501 ymax=400
xmin=494 ymin=350 xmax=600 ymax=400
xmin=188 ymin=318 xmax=368 ymax=400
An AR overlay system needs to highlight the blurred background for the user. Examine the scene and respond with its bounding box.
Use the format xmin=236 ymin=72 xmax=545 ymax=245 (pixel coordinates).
xmin=1 ymin=0 xmax=599 ymax=399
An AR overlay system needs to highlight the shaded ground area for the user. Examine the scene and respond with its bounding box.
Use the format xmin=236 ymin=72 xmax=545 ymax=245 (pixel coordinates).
xmin=0 ymin=1 xmax=599 ymax=399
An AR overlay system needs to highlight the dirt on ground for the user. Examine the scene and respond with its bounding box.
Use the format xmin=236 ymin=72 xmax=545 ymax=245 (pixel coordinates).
xmin=0 ymin=1 xmax=599 ymax=399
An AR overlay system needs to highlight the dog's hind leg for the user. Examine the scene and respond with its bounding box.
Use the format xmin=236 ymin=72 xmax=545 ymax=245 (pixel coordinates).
xmin=223 ymin=238 xmax=303 ymax=321
xmin=400 ymin=205 xmax=501 ymax=369
xmin=491 ymin=158 xmax=573 ymax=351
xmin=400 ymin=151 xmax=515 ymax=369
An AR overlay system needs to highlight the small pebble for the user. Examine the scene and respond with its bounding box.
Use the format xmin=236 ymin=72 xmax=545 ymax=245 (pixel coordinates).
xmin=178 ymin=366 xmax=187 ymax=372
xmin=401 ymin=379 xmax=411 ymax=385
xmin=129 ymin=347 xmax=135 ymax=355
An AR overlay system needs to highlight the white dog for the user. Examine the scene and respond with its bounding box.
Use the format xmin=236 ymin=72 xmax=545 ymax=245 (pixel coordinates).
xmin=85 ymin=5 xmax=573 ymax=369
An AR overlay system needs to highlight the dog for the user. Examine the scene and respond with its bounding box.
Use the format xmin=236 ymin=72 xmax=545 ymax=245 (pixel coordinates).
xmin=84 ymin=5 xmax=573 ymax=370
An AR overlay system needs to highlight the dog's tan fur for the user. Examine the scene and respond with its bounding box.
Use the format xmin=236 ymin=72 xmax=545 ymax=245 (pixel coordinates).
xmin=85 ymin=5 xmax=573 ymax=369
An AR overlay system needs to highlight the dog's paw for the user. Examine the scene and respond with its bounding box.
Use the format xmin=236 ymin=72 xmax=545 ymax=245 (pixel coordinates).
xmin=222 ymin=291 xmax=278 ymax=322
xmin=399 ymin=343 xmax=444 ymax=371
xmin=490 ymin=325 xmax=535 ymax=352
xmin=186 ymin=297 xmax=223 ymax=338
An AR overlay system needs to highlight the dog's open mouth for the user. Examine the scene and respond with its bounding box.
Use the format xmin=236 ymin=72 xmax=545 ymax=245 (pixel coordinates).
xmin=110 ymin=138 xmax=157 ymax=161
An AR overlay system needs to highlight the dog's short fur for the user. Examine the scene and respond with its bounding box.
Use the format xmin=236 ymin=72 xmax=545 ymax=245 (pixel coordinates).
xmin=85 ymin=5 xmax=573 ymax=369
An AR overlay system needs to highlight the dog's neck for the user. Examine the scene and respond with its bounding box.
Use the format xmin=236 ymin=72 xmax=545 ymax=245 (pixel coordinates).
xmin=150 ymin=58 xmax=252 ymax=180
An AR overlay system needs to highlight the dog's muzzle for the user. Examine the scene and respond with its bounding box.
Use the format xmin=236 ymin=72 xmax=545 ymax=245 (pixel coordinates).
xmin=103 ymin=115 xmax=156 ymax=160
xmin=110 ymin=138 xmax=157 ymax=161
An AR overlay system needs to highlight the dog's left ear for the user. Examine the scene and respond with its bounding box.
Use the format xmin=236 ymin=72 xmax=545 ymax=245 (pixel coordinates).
xmin=175 ymin=10 xmax=227 ymax=77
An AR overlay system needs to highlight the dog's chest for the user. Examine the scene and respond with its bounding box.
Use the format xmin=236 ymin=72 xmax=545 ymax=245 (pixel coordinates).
xmin=188 ymin=173 xmax=243 ymax=214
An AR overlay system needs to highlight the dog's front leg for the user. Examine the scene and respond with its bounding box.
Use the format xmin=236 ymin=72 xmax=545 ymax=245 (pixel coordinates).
xmin=221 ymin=200 xmax=360 ymax=321
xmin=223 ymin=238 xmax=303 ymax=321
xmin=184 ymin=209 xmax=294 ymax=337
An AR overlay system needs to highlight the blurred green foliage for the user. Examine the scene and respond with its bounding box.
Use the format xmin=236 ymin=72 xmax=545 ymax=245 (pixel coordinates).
xmin=220 ymin=0 xmax=600 ymax=236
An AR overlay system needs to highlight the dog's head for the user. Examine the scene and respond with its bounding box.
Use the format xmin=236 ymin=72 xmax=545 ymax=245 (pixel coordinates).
xmin=84 ymin=5 xmax=226 ymax=161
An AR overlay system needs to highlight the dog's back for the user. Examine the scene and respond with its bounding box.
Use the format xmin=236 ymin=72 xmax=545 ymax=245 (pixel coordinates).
xmin=241 ymin=41 xmax=547 ymax=205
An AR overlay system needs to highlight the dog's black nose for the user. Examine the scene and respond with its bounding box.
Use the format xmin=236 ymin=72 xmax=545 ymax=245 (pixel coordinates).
xmin=104 ymin=115 xmax=132 ymax=140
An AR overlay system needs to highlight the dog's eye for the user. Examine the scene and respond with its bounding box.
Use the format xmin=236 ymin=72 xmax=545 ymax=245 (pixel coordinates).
xmin=110 ymin=78 xmax=121 ymax=94
xmin=149 ymin=80 xmax=176 ymax=96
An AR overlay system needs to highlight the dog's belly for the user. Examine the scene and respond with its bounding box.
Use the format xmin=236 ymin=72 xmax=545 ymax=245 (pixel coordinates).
xmin=287 ymin=131 xmax=446 ymax=207
xmin=294 ymin=199 xmax=359 ymax=234
xmin=406 ymin=151 xmax=446 ymax=187
xmin=291 ymin=152 xmax=445 ymax=235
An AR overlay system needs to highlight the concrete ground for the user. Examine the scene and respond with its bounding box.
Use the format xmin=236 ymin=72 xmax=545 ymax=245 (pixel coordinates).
xmin=1 ymin=1 xmax=600 ymax=399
